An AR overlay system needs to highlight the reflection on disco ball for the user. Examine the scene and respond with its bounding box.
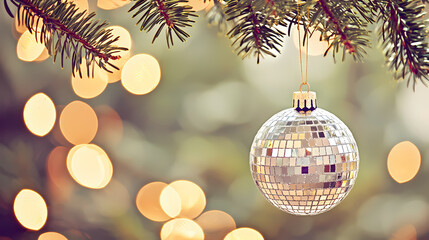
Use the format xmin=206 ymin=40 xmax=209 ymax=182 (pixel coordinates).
xmin=250 ymin=91 xmax=359 ymax=215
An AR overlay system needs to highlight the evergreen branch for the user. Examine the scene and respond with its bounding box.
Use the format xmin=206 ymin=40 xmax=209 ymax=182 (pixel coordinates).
xmin=129 ymin=0 xmax=198 ymax=47
xmin=6 ymin=0 xmax=127 ymax=76
xmin=374 ymin=0 xmax=429 ymax=88
xmin=315 ymin=0 xmax=370 ymax=61
xmin=225 ymin=0 xmax=287 ymax=63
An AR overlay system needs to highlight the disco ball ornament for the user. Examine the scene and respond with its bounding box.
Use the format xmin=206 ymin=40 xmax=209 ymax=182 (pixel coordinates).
xmin=250 ymin=91 xmax=359 ymax=215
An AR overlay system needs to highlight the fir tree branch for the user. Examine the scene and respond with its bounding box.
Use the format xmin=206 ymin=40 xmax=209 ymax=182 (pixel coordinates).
xmin=314 ymin=0 xmax=370 ymax=61
xmin=225 ymin=0 xmax=287 ymax=63
xmin=373 ymin=0 xmax=429 ymax=88
xmin=129 ymin=0 xmax=198 ymax=47
xmin=5 ymin=0 xmax=127 ymax=76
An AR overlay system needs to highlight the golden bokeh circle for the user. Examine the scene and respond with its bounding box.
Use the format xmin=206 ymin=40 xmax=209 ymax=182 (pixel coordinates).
xmin=387 ymin=141 xmax=421 ymax=183
xmin=161 ymin=218 xmax=204 ymax=240
xmin=121 ymin=54 xmax=161 ymax=95
xmin=105 ymin=26 xmax=132 ymax=83
xmin=180 ymin=0 xmax=210 ymax=11
xmin=23 ymin=93 xmax=56 ymax=137
xmin=66 ymin=144 xmax=113 ymax=189
xmin=17 ymin=30 xmax=45 ymax=62
xmin=13 ymin=189 xmax=48 ymax=231
xmin=196 ymin=210 xmax=236 ymax=240
xmin=136 ymin=182 xmax=175 ymax=222
xmin=38 ymin=232 xmax=68 ymax=240
xmin=97 ymin=0 xmax=131 ymax=10
xmin=71 ymin=65 xmax=109 ymax=99
xmin=59 ymin=101 xmax=98 ymax=145
xmin=224 ymin=228 xmax=264 ymax=240
xmin=160 ymin=185 xmax=182 ymax=218
xmin=167 ymin=180 xmax=206 ymax=219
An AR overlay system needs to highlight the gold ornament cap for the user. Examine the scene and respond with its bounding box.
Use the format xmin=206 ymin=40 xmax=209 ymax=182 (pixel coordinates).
xmin=293 ymin=91 xmax=317 ymax=113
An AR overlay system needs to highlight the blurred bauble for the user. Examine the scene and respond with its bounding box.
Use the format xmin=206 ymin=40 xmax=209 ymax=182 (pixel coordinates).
xmin=250 ymin=90 xmax=359 ymax=215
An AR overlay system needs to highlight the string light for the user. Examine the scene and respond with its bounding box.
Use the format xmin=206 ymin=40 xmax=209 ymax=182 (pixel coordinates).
xmin=162 ymin=180 xmax=206 ymax=219
xmin=121 ymin=54 xmax=161 ymax=95
xmin=180 ymin=0 xmax=210 ymax=11
xmin=46 ymin=146 xmax=73 ymax=197
xmin=13 ymin=189 xmax=48 ymax=231
xmin=38 ymin=232 xmax=68 ymax=240
xmin=66 ymin=144 xmax=113 ymax=189
xmin=105 ymin=26 xmax=132 ymax=83
xmin=195 ymin=210 xmax=236 ymax=240
xmin=23 ymin=93 xmax=56 ymax=137
xmin=59 ymin=101 xmax=98 ymax=145
xmin=387 ymin=141 xmax=421 ymax=183
xmin=97 ymin=0 xmax=131 ymax=10
xmin=136 ymin=182 xmax=179 ymax=222
xmin=17 ymin=30 xmax=46 ymax=62
xmin=71 ymin=0 xmax=89 ymax=12
xmin=71 ymin=62 xmax=109 ymax=99
xmin=160 ymin=218 xmax=204 ymax=240
xmin=224 ymin=228 xmax=264 ymax=240
xmin=160 ymin=185 xmax=182 ymax=218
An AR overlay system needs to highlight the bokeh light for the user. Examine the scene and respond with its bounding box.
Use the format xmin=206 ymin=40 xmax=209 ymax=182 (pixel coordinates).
xmin=35 ymin=47 xmax=50 ymax=62
xmin=160 ymin=185 xmax=182 ymax=218
xmin=38 ymin=232 xmax=68 ymax=240
xmin=105 ymin=26 xmax=132 ymax=83
xmin=136 ymin=182 xmax=179 ymax=222
xmin=390 ymin=225 xmax=417 ymax=240
xmin=195 ymin=210 xmax=236 ymax=240
xmin=165 ymin=180 xmax=206 ymax=219
xmin=95 ymin=105 xmax=123 ymax=145
xmin=46 ymin=146 xmax=73 ymax=200
xmin=71 ymin=62 xmax=109 ymax=99
xmin=71 ymin=0 xmax=89 ymax=12
xmin=23 ymin=92 xmax=56 ymax=137
xmin=224 ymin=228 xmax=264 ymax=240
xmin=97 ymin=0 xmax=131 ymax=10
xmin=180 ymin=0 xmax=210 ymax=11
xmin=121 ymin=54 xmax=161 ymax=95
xmin=66 ymin=144 xmax=113 ymax=189
xmin=17 ymin=30 xmax=46 ymax=62
xmin=160 ymin=218 xmax=204 ymax=240
xmin=292 ymin=26 xmax=329 ymax=56
xmin=387 ymin=141 xmax=421 ymax=183
xmin=13 ymin=189 xmax=48 ymax=231
xmin=59 ymin=101 xmax=98 ymax=145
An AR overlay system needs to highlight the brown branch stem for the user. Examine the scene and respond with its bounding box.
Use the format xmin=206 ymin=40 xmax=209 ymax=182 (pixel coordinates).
xmin=154 ymin=0 xmax=173 ymax=27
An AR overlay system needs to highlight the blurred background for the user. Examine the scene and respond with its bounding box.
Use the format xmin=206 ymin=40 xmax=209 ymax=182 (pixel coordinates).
xmin=0 ymin=1 xmax=429 ymax=239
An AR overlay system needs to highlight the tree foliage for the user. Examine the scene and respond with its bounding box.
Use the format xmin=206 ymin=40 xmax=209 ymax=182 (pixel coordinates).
xmin=4 ymin=0 xmax=127 ymax=77
xmin=3 ymin=0 xmax=429 ymax=87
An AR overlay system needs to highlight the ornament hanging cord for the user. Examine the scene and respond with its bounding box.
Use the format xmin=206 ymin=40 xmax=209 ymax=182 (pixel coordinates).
xmin=297 ymin=2 xmax=310 ymax=93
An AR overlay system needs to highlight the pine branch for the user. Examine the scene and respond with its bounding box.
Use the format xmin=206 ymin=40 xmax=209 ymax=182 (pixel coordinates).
xmin=4 ymin=0 xmax=127 ymax=77
xmin=314 ymin=0 xmax=370 ymax=61
xmin=129 ymin=0 xmax=198 ymax=47
xmin=225 ymin=0 xmax=287 ymax=63
xmin=373 ymin=0 xmax=429 ymax=89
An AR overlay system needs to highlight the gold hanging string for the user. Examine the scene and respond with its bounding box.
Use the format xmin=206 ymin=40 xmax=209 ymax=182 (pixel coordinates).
xmin=297 ymin=1 xmax=310 ymax=93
